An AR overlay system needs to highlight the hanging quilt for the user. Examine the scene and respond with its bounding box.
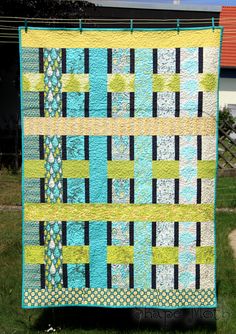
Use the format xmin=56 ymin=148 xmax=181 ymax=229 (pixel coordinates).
xmin=19 ymin=27 xmax=222 ymax=308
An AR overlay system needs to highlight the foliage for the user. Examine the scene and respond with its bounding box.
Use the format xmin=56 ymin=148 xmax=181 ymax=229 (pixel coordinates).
xmin=219 ymin=106 xmax=235 ymax=135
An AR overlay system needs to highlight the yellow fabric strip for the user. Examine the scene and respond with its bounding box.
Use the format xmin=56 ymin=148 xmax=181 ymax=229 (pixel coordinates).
xmin=153 ymin=74 xmax=180 ymax=92
xmin=108 ymin=161 xmax=134 ymax=179
xmin=107 ymin=246 xmax=134 ymax=264
xmin=24 ymin=117 xmax=216 ymax=136
xmin=108 ymin=74 xmax=135 ymax=92
xmin=62 ymin=161 xmax=89 ymax=178
xmin=152 ymin=247 xmax=179 ymax=264
xmin=23 ymin=73 xmax=44 ymax=91
xmin=21 ymin=29 xmax=221 ymax=49
xmin=62 ymin=246 xmax=89 ymax=264
xmin=24 ymin=203 xmax=214 ymax=221
xmin=61 ymin=74 xmax=89 ymax=92
xmin=25 ymin=246 xmax=44 ymax=264
xmin=24 ymin=160 xmax=89 ymax=178
xmin=152 ymin=161 xmax=179 ymax=179
xmin=196 ymin=246 xmax=214 ymax=264
xmin=197 ymin=160 xmax=216 ymax=179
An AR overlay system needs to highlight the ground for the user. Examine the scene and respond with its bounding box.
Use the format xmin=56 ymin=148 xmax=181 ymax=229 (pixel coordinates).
xmin=0 ymin=170 xmax=236 ymax=334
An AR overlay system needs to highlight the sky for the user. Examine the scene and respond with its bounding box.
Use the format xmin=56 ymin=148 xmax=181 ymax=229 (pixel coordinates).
xmin=126 ymin=0 xmax=236 ymax=5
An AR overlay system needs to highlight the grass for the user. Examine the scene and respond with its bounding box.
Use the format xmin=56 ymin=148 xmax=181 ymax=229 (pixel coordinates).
xmin=0 ymin=169 xmax=21 ymax=206
xmin=0 ymin=172 xmax=236 ymax=333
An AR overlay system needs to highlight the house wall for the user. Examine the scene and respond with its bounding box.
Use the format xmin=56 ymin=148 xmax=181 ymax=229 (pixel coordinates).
xmin=219 ymin=77 xmax=236 ymax=114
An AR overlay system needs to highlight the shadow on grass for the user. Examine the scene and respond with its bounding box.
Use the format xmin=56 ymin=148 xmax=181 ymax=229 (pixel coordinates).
xmin=34 ymin=307 xmax=216 ymax=333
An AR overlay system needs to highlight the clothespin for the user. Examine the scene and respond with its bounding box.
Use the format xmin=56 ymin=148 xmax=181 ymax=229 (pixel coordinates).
xmin=130 ymin=19 xmax=133 ymax=34
xmin=24 ymin=19 xmax=28 ymax=33
xmin=212 ymin=17 xmax=215 ymax=32
xmin=79 ymin=19 xmax=82 ymax=34
xmin=177 ymin=18 xmax=180 ymax=34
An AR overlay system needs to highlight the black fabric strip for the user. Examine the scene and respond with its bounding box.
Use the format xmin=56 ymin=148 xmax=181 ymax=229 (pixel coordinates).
xmin=198 ymin=47 xmax=203 ymax=73
xmin=197 ymin=135 xmax=202 ymax=160
xmin=85 ymin=264 xmax=90 ymax=288
xmin=85 ymin=92 xmax=89 ymax=117
xmin=63 ymin=264 xmax=68 ymax=288
xmin=107 ymin=221 xmax=112 ymax=246
xmin=39 ymin=92 xmax=44 ymax=117
xmin=107 ymin=92 xmax=112 ymax=117
xmin=176 ymin=48 xmax=180 ymax=73
xmin=62 ymin=221 xmax=67 ymax=246
xmin=62 ymin=135 xmax=67 ymax=161
xmin=175 ymin=92 xmax=180 ymax=117
xmin=152 ymin=136 xmax=157 ymax=160
xmin=197 ymin=178 xmax=202 ymax=204
xmin=85 ymin=178 xmax=90 ymax=203
xmin=129 ymin=136 xmax=134 ymax=161
xmin=39 ymin=135 xmax=44 ymax=160
xmin=62 ymin=92 xmax=67 ymax=117
xmin=174 ymin=179 xmax=179 ymax=204
xmin=130 ymin=92 xmax=134 ymax=117
xmin=107 ymin=136 xmax=112 ymax=161
xmin=174 ymin=265 xmax=178 ymax=289
xmin=130 ymin=48 xmax=135 ymax=73
xmin=62 ymin=48 xmax=66 ymax=74
xmin=129 ymin=264 xmax=134 ymax=288
xmin=175 ymin=135 xmax=179 ymax=161
xmin=153 ymin=49 xmax=157 ymax=74
xmin=40 ymin=264 xmax=45 ymax=289
xmin=84 ymin=135 xmax=89 ymax=160
xmin=108 ymin=178 xmax=112 ymax=203
xmin=40 ymin=178 xmax=45 ymax=203
xmin=130 ymin=179 xmax=134 ymax=203
xmin=152 ymin=178 xmax=157 ymax=204
xmin=39 ymin=48 xmax=44 ymax=73
xmin=39 ymin=221 xmax=44 ymax=246
xmin=196 ymin=264 xmax=200 ymax=289
xmin=84 ymin=221 xmax=89 ymax=245
xmin=63 ymin=178 xmax=67 ymax=203
xmin=174 ymin=222 xmax=179 ymax=247
xmin=152 ymin=222 xmax=156 ymax=247
xmin=84 ymin=48 xmax=89 ymax=74
xmin=152 ymin=265 xmax=156 ymax=289
xmin=198 ymin=91 xmax=203 ymax=117
xmin=107 ymin=264 xmax=112 ymax=288
xmin=153 ymin=92 xmax=157 ymax=117
xmin=107 ymin=48 xmax=112 ymax=74
xmin=196 ymin=221 xmax=201 ymax=246
xmin=129 ymin=221 xmax=134 ymax=246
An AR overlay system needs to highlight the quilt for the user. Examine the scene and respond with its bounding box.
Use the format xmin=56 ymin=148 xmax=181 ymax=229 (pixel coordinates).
xmin=19 ymin=27 xmax=222 ymax=308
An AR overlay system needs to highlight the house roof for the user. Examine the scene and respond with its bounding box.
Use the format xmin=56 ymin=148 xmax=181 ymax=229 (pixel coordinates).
xmin=220 ymin=6 xmax=236 ymax=68
xmin=89 ymin=0 xmax=221 ymax=12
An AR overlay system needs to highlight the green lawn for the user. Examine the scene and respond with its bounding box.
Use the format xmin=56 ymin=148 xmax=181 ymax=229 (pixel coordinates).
xmin=0 ymin=172 xmax=236 ymax=333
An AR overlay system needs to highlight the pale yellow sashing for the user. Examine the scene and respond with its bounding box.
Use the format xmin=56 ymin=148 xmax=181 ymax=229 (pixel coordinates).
xmin=152 ymin=247 xmax=179 ymax=264
xmin=107 ymin=246 xmax=134 ymax=264
xmin=24 ymin=203 xmax=214 ymax=221
xmin=196 ymin=246 xmax=214 ymax=264
xmin=24 ymin=117 xmax=216 ymax=136
xmin=20 ymin=29 xmax=221 ymax=49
